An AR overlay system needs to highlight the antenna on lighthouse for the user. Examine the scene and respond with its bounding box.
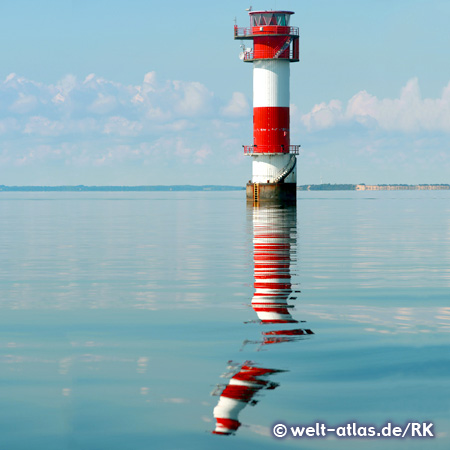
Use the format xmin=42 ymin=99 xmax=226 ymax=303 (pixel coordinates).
xmin=239 ymin=43 xmax=245 ymax=60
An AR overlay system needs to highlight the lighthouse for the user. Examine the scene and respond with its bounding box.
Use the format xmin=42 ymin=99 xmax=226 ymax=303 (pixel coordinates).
xmin=234 ymin=10 xmax=300 ymax=202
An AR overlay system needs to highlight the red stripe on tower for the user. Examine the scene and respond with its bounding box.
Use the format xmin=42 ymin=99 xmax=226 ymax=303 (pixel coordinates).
xmin=253 ymin=107 xmax=290 ymax=152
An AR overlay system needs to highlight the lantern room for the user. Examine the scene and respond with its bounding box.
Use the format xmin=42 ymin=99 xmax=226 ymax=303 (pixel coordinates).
xmin=234 ymin=10 xmax=299 ymax=62
xmin=250 ymin=11 xmax=292 ymax=27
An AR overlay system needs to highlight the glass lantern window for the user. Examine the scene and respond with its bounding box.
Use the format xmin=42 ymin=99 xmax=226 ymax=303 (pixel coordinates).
xmin=251 ymin=13 xmax=291 ymax=27
xmin=276 ymin=14 xmax=290 ymax=26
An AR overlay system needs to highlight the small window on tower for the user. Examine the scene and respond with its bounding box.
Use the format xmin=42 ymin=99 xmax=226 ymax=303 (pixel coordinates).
xmin=253 ymin=14 xmax=263 ymax=26
xmin=276 ymin=14 xmax=287 ymax=26
xmin=262 ymin=13 xmax=272 ymax=25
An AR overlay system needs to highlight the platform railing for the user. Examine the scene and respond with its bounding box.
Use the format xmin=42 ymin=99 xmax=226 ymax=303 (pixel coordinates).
xmin=234 ymin=26 xmax=299 ymax=39
xmin=244 ymin=145 xmax=300 ymax=155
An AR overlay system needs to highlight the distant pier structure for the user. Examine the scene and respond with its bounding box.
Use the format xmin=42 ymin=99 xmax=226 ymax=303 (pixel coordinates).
xmin=356 ymin=184 xmax=450 ymax=191
xmin=235 ymin=10 xmax=300 ymax=203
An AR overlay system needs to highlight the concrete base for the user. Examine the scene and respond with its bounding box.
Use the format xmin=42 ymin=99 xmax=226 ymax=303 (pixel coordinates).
xmin=246 ymin=183 xmax=297 ymax=204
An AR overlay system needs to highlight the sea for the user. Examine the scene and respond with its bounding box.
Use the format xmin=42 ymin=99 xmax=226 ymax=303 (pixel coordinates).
xmin=0 ymin=190 xmax=449 ymax=450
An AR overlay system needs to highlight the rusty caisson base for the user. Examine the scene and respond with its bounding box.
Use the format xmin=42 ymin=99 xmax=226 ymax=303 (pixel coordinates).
xmin=246 ymin=183 xmax=297 ymax=204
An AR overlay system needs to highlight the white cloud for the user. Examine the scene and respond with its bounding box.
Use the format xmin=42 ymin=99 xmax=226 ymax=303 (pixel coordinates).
xmin=52 ymin=74 xmax=77 ymax=104
xmin=346 ymin=90 xmax=378 ymax=123
xmin=7 ymin=71 xmax=448 ymax=182
xmin=14 ymin=144 xmax=64 ymax=165
xmin=4 ymin=73 xmax=16 ymax=84
xmin=103 ymin=116 xmax=143 ymax=136
xmin=1 ymin=72 xmax=217 ymax=130
xmin=88 ymin=93 xmax=117 ymax=114
xmin=145 ymin=105 xmax=170 ymax=121
xmin=158 ymin=119 xmax=192 ymax=132
xmin=10 ymin=93 xmax=38 ymax=114
xmin=172 ymin=80 xmax=213 ymax=116
xmin=23 ymin=116 xmax=64 ymax=135
xmin=0 ymin=118 xmax=20 ymax=134
xmin=83 ymin=73 xmax=96 ymax=84
xmin=56 ymin=74 xmax=77 ymax=95
xmin=22 ymin=116 xmax=99 ymax=136
xmin=221 ymin=92 xmax=250 ymax=117
xmin=302 ymin=78 xmax=450 ymax=133
xmin=194 ymin=145 xmax=212 ymax=164
xmin=174 ymin=137 xmax=193 ymax=157
xmin=52 ymin=92 xmax=65 ymax=104
xmin=143 ymin=71 xmax=157 ymax=92
xmin=301 ymin=99 xmax=343 ymax=131
xmin=89 ymin=145 xmax=145 ymax=166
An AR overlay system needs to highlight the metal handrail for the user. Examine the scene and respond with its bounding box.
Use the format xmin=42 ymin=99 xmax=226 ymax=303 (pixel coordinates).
xmin=243 ymin=46 xmax=298 ymax=61
xmin=273 ymin=154 xmax=297 ymax=183
xmin=273 ymin=37 xmax=291 ymax=58
xmin=244 ymin=145 xmax=300 ymax=155
xmin=234 ymin=26 xmax=299 ymax=38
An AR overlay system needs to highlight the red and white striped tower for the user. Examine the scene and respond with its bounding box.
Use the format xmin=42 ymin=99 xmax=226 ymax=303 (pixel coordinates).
xmin=234 ymin=10 xmax=300 ymax=202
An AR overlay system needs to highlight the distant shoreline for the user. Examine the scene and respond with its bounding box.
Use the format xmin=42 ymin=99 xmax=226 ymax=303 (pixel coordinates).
xmin=0 ymin=184 xmax=449 ymax=192
xmin=0 ymin=185 xmax=245 ymax=192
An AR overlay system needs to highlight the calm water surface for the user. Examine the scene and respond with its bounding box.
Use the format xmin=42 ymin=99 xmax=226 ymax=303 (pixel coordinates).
xmin=0 ymin=191 xmax=449 ymax=449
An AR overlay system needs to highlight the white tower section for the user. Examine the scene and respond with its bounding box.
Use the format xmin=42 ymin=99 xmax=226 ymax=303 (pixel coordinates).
xmin=252 ymin=60 xmax=296 ymax=184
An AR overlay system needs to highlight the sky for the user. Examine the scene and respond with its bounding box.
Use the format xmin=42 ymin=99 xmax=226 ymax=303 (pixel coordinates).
xmin=0 ymin=0 xmax=449 ymax=185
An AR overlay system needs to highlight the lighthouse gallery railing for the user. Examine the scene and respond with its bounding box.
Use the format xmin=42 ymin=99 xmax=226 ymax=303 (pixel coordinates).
xmin=244 ymin=145 xmax=300 ymax=155
xmin=234 ymin=26 xmax=299 ymax=39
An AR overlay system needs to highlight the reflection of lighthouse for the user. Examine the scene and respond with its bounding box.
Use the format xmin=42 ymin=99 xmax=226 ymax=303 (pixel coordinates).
xmin=251 ymin=205 xmax=313 ymax=345
xmin=252 ymin=205 xmax=296 ymax=324
xmin=211 ymin=204 xmax=313 ymax=435
xmin=212 ymin=362 xmax=284 ymax=435
xmin=234 ymin=10 xmax=300 ymax=202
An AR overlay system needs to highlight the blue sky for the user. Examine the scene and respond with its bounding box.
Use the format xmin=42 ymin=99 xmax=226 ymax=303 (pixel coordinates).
xmin=0 ymin=0 xmax=449 ymax=185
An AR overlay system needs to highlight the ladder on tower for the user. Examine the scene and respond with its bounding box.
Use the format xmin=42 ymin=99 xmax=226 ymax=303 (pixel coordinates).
xmin=253 ymin=183 xmax=260 ymax=202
